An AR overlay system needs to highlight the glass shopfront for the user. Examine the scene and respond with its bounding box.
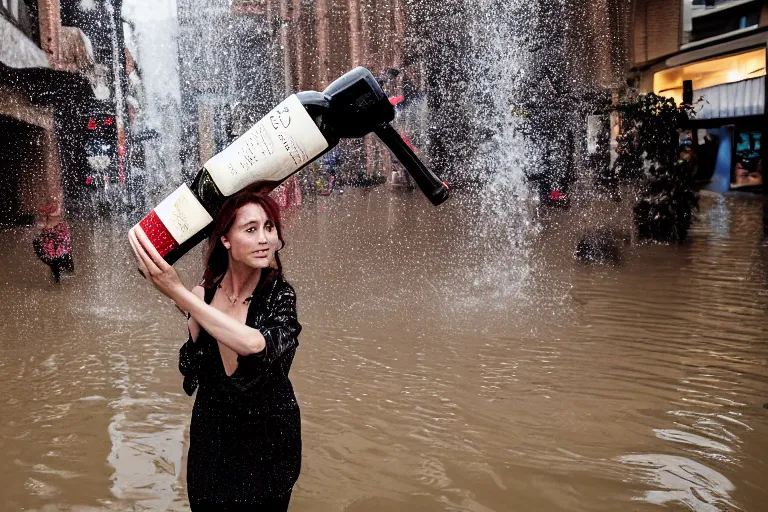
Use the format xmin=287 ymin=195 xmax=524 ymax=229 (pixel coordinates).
xmin=732 ymin=127 xmax=762 ymax=189
xmin=654 ymin=47 xmax=766 ymax=192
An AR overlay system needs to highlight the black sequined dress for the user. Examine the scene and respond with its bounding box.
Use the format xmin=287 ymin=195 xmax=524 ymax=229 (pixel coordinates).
xmin=179 ymin=272 xmax=302 ymax=509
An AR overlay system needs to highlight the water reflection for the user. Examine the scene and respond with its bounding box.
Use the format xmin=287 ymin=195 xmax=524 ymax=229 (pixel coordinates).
xmin=106 ymin=324 xmax=188 ymax=510
xmin=0 ymin=192 xmax=767 ymax=511
xmin=619 ymin=454 xmax=736 ymax=511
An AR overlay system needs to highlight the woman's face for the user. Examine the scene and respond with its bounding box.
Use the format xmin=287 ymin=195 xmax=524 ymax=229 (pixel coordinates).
xmin=221 ymin=203 xmax=280 ymax=269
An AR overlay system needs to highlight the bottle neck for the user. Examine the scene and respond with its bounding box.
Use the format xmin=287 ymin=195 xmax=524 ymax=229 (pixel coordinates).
xmin=322 ymin=66 xmax=395 ymax=138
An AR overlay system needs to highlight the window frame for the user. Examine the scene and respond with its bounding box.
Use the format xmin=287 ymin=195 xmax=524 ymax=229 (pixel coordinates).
xmin=682 ymin=0 xmax=762 ymax=46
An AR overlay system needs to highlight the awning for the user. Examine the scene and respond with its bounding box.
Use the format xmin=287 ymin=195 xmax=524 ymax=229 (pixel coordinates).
xmin=1 ymin=19 xmax=97 ymax=110
xmin=695 ymin=76 xmax=765 ymax=120
xmin=0 ymin=16 xmax=49 ymax=69
xmin=0 ymin=61 xmax=97 ymax=109
xmin=654 ymin=47 xmax=766 ymax=105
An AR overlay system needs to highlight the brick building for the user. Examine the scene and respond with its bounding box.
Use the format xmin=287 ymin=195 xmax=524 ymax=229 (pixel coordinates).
xmin=0 ymin=0 xmax=95 ymax=225
xmin=628 ymin=0 xmax=768 ymax=192
xmin=0 ymin=0 xmax=147 ymax=223
xmin=0 ymin=0 xmax=90 ymax=224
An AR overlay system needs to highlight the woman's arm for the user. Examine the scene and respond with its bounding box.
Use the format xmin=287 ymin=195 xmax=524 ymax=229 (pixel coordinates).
xmin=228 ymin=281 xmax=302 ymax=394
xmin=129 ymin=226 xmax=266 ymax=356
xmin=187 ymin=285 xmax=204 ymax=342
xmin=175 ymin=287 xmax=266 ymax=356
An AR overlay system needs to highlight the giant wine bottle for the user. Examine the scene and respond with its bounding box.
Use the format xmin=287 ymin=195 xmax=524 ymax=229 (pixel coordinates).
xmin=135 ymin=67 xmax=449 ymax=264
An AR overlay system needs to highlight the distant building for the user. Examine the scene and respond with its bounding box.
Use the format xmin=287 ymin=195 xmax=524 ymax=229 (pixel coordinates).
xmin=176 ymin=0 xmax=410 ymax=196
xmin=59 ymin=0 xmax=140 ymax=210
xmin=176 ymin=0 xmax=275 ymax=180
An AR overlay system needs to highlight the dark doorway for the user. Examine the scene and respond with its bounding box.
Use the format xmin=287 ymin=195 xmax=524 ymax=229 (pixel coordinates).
xmin=0 ymin=115 xmax=44 ymax=226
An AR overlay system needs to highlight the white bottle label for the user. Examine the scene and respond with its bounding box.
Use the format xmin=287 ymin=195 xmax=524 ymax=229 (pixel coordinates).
xmin=203 ymin=94 xmax=329 ymax=196
xmin=154 ymin=184 xmax=214 ymax=244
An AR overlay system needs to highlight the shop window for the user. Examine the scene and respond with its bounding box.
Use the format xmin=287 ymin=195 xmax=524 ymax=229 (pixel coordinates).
xmin=732 ymin=128 xmax=762 ymax=189
xmin=653 ymin=48 xmax=766 ymax=104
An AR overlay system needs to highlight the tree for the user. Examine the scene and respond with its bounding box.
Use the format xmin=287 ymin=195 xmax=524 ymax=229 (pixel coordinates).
xmin=612 ymin=93 xmax=699 ymax=243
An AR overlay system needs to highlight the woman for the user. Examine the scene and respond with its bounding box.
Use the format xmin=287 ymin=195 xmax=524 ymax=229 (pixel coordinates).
xmin=34 ymin=201 xmax=74 ymax=283
xmin=128 ymin=186 xmax=302 ymax=510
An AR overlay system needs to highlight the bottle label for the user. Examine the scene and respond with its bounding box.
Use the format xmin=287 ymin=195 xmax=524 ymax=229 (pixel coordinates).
xmin=138 ymin=184 xmax=213 ymax=256
xmin=202 ymin=94 xmax=329 ymax=196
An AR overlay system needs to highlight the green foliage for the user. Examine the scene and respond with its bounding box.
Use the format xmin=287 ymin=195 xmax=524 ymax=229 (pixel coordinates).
xmin=613 ymin=93 xmax=695 ymax=183
xmin=612 ymin=93 xmax=699 ymax=243
xmin=633 ymin=159 xmax=699 ymax=242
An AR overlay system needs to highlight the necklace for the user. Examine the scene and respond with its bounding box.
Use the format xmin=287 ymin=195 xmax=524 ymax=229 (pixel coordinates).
xmin=217 ymin=283 xmax=253 ymax=305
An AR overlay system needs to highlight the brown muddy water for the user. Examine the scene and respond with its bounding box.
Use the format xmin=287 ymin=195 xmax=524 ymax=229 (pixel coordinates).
xmin=0 ymin=190 xmax=767 ymax=512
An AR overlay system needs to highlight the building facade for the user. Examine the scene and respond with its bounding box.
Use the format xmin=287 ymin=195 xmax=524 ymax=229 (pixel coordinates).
xmin=0 ymin=0 xmax=145 ymax=224
xmin=0 ymin=0 xmax=93 ymax=224
xmin=629 ymin=0 xmax=767 ymax=192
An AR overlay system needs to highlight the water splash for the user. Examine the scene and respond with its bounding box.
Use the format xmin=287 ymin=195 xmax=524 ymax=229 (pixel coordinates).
xmin=122 ymin=0 xmax=184 ymax=207
xmin=462 ymin=0 xmax=538 ymax=298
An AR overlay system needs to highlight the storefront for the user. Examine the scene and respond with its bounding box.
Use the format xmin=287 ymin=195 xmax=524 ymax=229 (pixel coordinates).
xmin=654 ymin=47 xmax=766 ymax=192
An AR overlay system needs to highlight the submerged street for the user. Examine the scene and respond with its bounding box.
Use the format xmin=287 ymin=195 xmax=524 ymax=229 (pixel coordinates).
xmin=1 ymin=191 xmax=767 ymax=511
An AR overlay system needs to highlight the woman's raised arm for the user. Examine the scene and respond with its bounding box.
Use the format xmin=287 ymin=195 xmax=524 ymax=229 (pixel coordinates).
xmin=129 ymin=226 xmax=267 ymax=357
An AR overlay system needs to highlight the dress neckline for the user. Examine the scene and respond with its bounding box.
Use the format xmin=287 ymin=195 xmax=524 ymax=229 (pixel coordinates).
xmin=203 ymin=278 xmax=263 ymax=379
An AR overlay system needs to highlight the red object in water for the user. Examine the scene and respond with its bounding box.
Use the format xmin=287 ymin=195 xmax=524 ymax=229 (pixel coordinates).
xmin=389 ymin=96 xmax=404 ymax=106
xmin=548 ymin=190 xmax=567 ymax=201
xmin=103 ymin=117 xmax=114 ymax=125
xmin=85 ymin=176 xmax=93 ymax=185
xmin=87 ymin=118 xmax=97 ymax=130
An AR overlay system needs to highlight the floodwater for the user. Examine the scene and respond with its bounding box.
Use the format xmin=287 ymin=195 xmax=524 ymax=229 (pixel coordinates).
xmin=1 ymin=190 xmax=767 ymax=511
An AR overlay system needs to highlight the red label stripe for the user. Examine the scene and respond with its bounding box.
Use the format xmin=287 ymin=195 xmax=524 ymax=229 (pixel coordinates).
xmin=138 ymin=210 xmax=179 ymax=257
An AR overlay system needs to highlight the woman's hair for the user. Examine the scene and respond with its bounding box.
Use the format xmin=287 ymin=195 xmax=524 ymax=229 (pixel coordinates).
xmin=201 ymin=184 xmax=285 ymax=289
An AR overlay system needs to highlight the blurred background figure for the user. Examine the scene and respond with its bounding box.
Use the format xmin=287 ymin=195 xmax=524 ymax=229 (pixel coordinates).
xmin=33 ymin=200 xmax=75 ymax=283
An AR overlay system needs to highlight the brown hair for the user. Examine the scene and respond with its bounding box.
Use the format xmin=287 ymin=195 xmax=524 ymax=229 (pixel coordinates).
xmin=201 ymin=184 xmax=285 ymax=289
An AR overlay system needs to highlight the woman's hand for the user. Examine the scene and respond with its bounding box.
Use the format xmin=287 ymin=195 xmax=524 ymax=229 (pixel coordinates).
xmin=128 ymin=225 xmax=186 ymax=302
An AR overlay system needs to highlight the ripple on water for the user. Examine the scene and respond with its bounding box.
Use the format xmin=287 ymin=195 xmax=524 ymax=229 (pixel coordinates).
xmin=619 ymin=454 xmax=738 ymax=512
